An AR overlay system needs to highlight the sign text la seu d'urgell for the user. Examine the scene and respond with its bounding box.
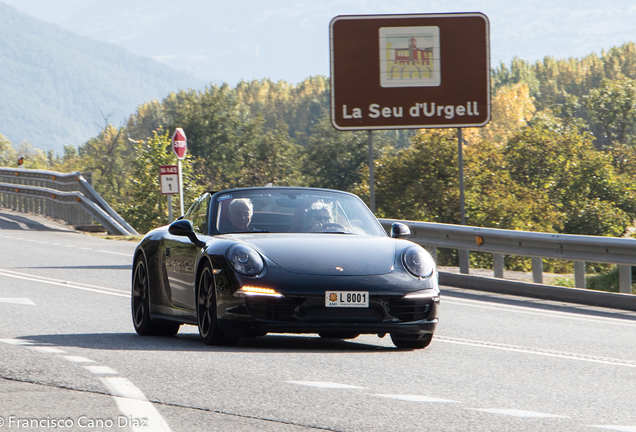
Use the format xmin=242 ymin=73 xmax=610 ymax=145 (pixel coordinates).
xmin=342 ymin=101 xmax=481 ymax=120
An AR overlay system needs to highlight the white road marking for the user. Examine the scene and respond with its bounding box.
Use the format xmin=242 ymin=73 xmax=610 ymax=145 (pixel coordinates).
xmin=472 ymin=408 xmax=569 ymax=418
xmin=31 ymin=346 xmax=66 ymax=354
xmin=100 ymin=377 xmax=172 ymax=432
xmin=0 ymin=338 xmax=33 ymax=345
xmin=0 ymin=338 xmax=172 ymax=432
xmin=0 ymin=234 xmax=131 ymax=256
xmin=0 ymin=297 xmax=35 ymax=305
xmin=372 ymin=394 xmax=459 ymax=403
xmin=63 ymin=355 xmax=95 ymax=363
xmin=443 ymin=297 xmax=636 ymax=327
xmin=588 ymin=426 xmax=636 ymax=431
xmin=0 ymin=269 xmax=129 ymax=297
xmin=437 ymin=336 xmax=636 ymax=368
xmin=286 ymin=381 xmax=367 ymax=389
xmin=96 ymin=249 xmax=132 ymax=257
xmin=84 ymin=365 xmax=119 ymax=375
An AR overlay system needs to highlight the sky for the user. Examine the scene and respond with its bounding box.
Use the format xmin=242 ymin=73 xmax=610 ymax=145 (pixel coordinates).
xmin=4 ymin=0 xmax=636 ymax=86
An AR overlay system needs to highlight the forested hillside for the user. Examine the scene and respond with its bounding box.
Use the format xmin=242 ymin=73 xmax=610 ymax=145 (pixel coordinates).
xmin=2 ymin=35 xmax=636 ymax=262
xmin=0 ymin=2 xmax=204 ymax=153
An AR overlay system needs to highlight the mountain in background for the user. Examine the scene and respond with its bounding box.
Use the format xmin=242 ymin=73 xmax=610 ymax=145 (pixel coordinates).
xmin=4 ymin=0 xmax=636 ymax=86
xmin=0 ymin=2 xmax=206 ymax=154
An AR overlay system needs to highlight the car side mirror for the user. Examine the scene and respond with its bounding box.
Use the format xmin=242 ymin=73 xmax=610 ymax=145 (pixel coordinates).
xmin=169 ymin=220 xmax=205 ymax=247
xmin=391 ymin=222 xmax=411 ymax=239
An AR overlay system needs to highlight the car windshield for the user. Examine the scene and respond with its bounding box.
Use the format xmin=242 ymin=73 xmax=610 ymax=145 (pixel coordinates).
xmin=215 ymin=189 xmax=386 ymax=236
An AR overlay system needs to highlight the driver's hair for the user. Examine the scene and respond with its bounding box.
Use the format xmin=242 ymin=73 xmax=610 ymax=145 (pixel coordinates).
xmin=305 ymin=201 xmax=333 ymax=221
xmin=229 ymin=198 xmax=253 ymax=215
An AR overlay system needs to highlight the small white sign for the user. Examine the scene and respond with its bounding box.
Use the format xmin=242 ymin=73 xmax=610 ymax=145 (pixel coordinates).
xmin=160 ymin=165 xmax=179 ymax=195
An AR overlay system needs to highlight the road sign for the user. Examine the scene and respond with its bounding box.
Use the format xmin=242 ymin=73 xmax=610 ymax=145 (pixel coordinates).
xmin=330 ymin=13 xmax=491 ymax=130
xmin=171 ymin=128 xmax=187 ymax=160
xmin=160 ymin=165 xmax=179 ymax=195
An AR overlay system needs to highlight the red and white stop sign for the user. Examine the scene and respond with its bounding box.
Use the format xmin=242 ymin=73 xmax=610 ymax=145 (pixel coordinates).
xmin=171 ymin=128 xmax=187 ymax=160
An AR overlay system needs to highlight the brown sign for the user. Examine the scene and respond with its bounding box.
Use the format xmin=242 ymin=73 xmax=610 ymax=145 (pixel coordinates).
xmin=330 ymin=13 xmax=490 ymax=130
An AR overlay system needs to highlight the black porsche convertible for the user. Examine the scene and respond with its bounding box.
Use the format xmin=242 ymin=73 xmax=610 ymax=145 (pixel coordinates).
xmin=131 ymin=187 xmax=440 ymax=349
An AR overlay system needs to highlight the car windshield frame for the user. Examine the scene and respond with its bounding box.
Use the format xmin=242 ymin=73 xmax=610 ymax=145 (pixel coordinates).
xmin=211 ymin=188 xmax=386 ymax=237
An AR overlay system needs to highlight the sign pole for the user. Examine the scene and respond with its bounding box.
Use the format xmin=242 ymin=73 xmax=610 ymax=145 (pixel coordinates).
xmin=458 ymin=128 xmax=469 ymax=273
xmin=178 ymin=159 xmax=184 ymax=216
xmin=458 ymin=128 xmax=465 ymax=225
xmin=368 ymin=130 xmax=375 ymax=213
xmin=167 ymin=195 xmax=173 ymax=223
xmin=171 ymin=128 xmax=188 ymax=217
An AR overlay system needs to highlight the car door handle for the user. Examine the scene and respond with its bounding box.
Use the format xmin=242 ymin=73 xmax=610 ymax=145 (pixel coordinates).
xmin=165 ymin=247 xmax=170 ymax=257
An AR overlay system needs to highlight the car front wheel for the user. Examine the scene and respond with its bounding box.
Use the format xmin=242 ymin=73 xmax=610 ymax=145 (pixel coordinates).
xmin=197 ymin=262 xmax=237 ymax=345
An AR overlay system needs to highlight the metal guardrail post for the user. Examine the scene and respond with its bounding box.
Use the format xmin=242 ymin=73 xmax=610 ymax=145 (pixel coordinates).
xmin=493 ymin=253 xmax=504 ymax=278
xmin=459 ymin=250 xmax=470 ymax=274
xmin=531 ymin=257 xmax=543 ymax=284
xmin=619 ymin=265 xmax=632 ymax=294
xmin=574 ymin=261 xmax=586 ymax=288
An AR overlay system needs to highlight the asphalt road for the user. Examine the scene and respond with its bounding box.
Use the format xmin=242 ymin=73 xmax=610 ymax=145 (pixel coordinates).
xmin=1 ymin=209 xmax=636 ymax=432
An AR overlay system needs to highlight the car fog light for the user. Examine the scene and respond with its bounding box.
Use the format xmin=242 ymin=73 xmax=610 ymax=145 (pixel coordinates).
xmin=235 ymin=286 xmax=283 ymax=297
xmin=404 ymin=289 xmax=440 ymax=301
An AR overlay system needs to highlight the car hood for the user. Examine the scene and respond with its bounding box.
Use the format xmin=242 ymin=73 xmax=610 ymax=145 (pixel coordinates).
xmin=235 ymin=234 xmax=397 ymax=276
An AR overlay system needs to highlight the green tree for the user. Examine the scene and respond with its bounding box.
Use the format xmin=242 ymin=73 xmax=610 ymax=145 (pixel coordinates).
xmin=50 ymin=145 xmax=86 ymax=174
xmin=584 ymin=77 xmax=636 ymax=147
xmin=235 ymin=76 xmax=330 ymax=146
xmin=119 ymin=129 xmax=203 ymax=233
xmin=504 ymin=111 xmax=636 ymax=236
xmin=366 ymin=129 xmax=460 ymax=223
xmin=0 ymin=134 xmax=16 ymax=166
xmin=302 ymin=118 xmax=370 ymax=191
xmin=15 ymin=141 xmax=48 ymax=169
xmin=240 ymin=124 xmax=303 ymax=187
xmin=141 ymin=86 xmax=270 ymax=189
xmin=79 ymin=122 xmax=132 ymax=203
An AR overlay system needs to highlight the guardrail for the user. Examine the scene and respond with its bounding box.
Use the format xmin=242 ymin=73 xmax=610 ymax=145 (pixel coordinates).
xmin=379 ymin=218 xmax=636 ymax=311
xmin=0 ymin=168 xmax=138 ymax=236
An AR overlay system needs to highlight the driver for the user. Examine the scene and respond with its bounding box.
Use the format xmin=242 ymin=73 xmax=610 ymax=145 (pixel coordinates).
xmin=222 ymin=198 xmax=256 ymax=232
xmin=305 ymin=202 xmax=333 ymax=232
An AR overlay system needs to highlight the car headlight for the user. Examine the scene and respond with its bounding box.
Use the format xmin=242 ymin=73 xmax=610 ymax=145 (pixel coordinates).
xmin=402 ymin=246 xmax=435 ymax=278
xmin=227 ymin=245 xmax=264 ymax=276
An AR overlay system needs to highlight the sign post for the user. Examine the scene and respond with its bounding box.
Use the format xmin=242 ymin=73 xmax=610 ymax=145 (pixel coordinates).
xmin=160 ymin=165 xmax=179 ymax=223
xmin=171 ymin=128 xmax=187 ymax=216
xmin=330 ymin=13 xmax=490 ymax=272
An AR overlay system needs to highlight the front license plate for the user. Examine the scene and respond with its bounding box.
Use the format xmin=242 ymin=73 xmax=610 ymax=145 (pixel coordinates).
xmin=325 ymin=291 xmax=369 ymax=308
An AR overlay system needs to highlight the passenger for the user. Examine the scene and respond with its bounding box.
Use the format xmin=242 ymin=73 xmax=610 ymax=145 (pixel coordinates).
xmin=222 ymin=198 xmax=256 ymax=233
xmin=305 ymin=202 xmax=333 ymax=232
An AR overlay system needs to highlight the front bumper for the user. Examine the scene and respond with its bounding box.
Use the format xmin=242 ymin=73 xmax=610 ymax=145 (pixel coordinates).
xmin=218 ymin=293 xmax=439 ymax=337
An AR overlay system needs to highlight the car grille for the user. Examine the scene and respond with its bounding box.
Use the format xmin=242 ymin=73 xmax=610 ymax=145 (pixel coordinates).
xmin=301 ymin=306 xmax=384 ymax=323
xmin=245 ymin=297 xmax=299 ymax=321
xmin=245 ymin=296 xmax=432 ymax=323
xmin=388 ymin=299 xmax=431 ymax=322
